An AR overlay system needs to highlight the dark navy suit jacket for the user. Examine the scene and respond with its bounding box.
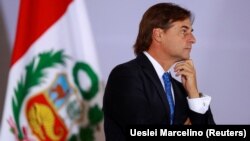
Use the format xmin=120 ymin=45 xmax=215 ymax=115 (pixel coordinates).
xmin=103 ymin=53 xmax=215 ymax=141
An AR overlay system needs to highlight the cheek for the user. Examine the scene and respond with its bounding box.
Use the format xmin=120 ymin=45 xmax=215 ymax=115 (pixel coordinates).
xmin=164 ymin=36 xmax=176 ymax=47
xmin=163 ymin=34 xmax=183 ymax=51
xmin=166 ymin=38 xmax=182 ymax=49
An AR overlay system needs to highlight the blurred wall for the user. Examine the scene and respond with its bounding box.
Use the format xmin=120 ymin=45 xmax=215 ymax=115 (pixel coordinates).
xmin=1 ymin=0 xmax=250 ymax=124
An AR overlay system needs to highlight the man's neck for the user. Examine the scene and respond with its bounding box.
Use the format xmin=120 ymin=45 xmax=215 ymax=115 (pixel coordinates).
xmin=147 ymin=49 xmax=175 ymax=72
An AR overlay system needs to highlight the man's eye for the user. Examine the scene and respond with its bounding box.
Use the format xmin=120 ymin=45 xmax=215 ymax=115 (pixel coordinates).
xmin=181 ymin=29 xmax=187 ymax=34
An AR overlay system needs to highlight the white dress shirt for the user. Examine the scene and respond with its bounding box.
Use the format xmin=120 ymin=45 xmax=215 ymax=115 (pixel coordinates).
xmin=143 ymin=51 xmax=211 ymax=114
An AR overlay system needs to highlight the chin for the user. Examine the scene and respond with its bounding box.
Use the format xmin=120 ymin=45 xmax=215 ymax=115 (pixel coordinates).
xmin=181 ymin=56 xmax=190 ymax=60
xmin=183 ymin=54 xmax=190 ymax=60
xmin=177 ymin=56 xmax=190 ymax=62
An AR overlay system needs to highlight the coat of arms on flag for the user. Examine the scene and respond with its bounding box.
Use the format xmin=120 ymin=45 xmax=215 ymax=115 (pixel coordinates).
xmin=0 ymin=0 xmax=105 ymax=141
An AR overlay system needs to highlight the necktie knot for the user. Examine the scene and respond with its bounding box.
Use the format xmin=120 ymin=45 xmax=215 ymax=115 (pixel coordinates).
xmin=163 ymin=72 xmax=171 ymax=84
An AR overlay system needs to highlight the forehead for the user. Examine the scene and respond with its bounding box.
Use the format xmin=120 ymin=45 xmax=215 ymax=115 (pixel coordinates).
xmin=170 ymin=18 xmax=192 ymax=29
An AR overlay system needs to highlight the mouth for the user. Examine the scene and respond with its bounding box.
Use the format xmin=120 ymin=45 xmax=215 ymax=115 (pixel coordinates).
xmin=184 ymin=48 xmax=192 ymax=51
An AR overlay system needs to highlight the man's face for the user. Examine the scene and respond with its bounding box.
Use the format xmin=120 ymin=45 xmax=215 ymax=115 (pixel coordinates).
xmin=160 ymin=18 xmax=196 ymax=62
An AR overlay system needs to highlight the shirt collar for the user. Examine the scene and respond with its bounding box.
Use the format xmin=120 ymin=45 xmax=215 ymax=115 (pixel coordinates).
xmin=143 ymin=51 xmax=165 ymax=78
xmin=143 ymin=51 xmax=176 ymax=102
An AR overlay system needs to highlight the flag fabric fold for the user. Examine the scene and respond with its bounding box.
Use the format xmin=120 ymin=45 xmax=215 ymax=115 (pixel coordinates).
xmin=0 ymin=0 xmax=104 ymax=141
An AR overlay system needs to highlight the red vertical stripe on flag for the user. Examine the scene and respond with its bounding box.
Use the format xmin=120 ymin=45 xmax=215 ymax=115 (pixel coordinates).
xmin=11 ymin=0 xmax=72 ymax=66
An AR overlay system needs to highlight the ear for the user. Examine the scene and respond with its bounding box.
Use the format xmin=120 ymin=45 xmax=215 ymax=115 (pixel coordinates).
xmin=152 ymin=28 xmax=163 ymax=42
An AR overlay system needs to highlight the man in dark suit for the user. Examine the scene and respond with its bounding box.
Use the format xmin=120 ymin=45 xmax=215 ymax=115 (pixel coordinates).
xmin=103 ymin=2 xmax=215 ymax=140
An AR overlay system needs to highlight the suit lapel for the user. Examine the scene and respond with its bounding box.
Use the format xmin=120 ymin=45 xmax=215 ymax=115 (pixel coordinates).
xmin=171 ymin=78 xmax=189 ymax=124
xmin=136 ymin=53 xmax=170 ymax=116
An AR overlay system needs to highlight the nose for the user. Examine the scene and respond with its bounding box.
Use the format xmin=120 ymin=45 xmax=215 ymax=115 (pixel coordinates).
xmin=189 ymin=33 xmax=196 ymax=44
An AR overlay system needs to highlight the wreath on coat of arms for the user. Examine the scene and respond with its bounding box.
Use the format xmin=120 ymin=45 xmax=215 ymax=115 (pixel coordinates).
xmin=10 ymin=50 xmax=103 ymax=141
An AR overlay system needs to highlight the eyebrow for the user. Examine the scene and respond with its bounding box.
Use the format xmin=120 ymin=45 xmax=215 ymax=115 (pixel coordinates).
xmin=181 ymin=25 xmax=194 ymax=32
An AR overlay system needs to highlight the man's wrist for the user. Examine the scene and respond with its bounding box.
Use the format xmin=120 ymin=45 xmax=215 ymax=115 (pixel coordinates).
xmin=188 ymin=90 xmax=199 ymax=99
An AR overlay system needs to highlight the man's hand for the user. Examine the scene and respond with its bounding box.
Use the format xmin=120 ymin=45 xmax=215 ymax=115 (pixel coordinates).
xmin=174 ymin=60 xmax=199 ymax=98
xmin=184 ymin=117 xmax=192 ymax=125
